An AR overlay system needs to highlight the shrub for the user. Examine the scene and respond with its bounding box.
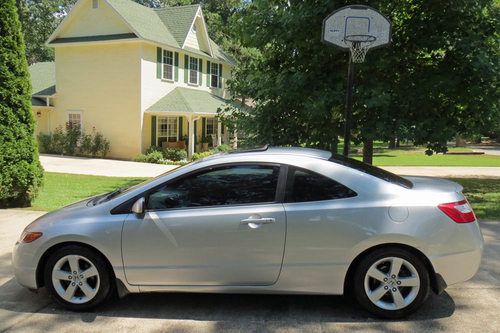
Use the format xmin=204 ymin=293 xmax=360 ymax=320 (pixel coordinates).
xmin=192 ymin=151 xmax=215 ymax=160
xmin=0 ymin=0 xmax=43 ymax=207
xmin=212 ymin=144 xmax=232 ymax=153
xmin=37 ymin=127 xmax=110 ymax=158
xmin=146 ymin=146 xmax=187 ymax=161
xmin=134 ymin=151 xmax=164 ymax=164
xmin=64 ymin=123 xmax=81 ymax=156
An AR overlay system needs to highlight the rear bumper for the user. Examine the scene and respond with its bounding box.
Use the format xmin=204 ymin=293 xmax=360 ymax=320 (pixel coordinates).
xmin=430 ymin=221 xmax=484 ymax=287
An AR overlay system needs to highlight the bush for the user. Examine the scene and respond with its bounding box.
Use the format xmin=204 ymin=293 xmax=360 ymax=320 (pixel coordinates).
xmin=0 ymin=0 xmax=43 ymax=207
xmin=37 ymin=126 xmax=110 ymax=158
xmin=192 ymin=151 xmax=215 ymax=160
xmin=212 ymin=144 xmax=232 ymax=153
xmin=146 ymin=146 xmax=187 ymax=161
xmin=134 ymin=151 xmax=164 ymax=164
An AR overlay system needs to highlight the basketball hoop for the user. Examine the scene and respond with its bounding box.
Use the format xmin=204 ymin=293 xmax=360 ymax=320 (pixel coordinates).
xmin=344 ymin=35 xmax=376 ymax=63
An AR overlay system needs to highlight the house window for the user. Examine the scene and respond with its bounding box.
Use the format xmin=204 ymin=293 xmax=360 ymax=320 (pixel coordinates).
xmin=205 ymin=118 xmax=215 ymax=136
xmin=210 ymin=63 xmax=219 ymax=88
xmin=189 ymin=56 xmax=198 ymax=85
xmin=157 ymin=116 xmax=178 ymax=145
xmin=92 ymin=0 xmax=98 ymax=9
xmin=162 ymin=50 xmax=173 ymax=81
xmin=67 ymin=111 xmax=82 ymax=130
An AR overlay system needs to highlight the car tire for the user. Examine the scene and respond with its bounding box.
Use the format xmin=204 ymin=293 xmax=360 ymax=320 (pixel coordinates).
xmin=44 ymin=245 xmax=113 ymax=311
xmin=352 ymin=247 xmax=430 ymax=319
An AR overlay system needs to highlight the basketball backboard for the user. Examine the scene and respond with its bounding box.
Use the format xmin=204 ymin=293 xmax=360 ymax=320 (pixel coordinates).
xmin=322 ymin=5 xmax=391 ymax=51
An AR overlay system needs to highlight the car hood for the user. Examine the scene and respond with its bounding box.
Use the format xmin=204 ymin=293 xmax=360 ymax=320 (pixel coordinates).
xmin=404 ymin=176 xmax=463 ymax=193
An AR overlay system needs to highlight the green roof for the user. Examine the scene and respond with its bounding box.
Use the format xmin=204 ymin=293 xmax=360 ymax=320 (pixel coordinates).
xmin=155 ymin=5 xmax=199 ymax=47
xmin=29 ymin=62 xmax=56 ymax=96
xmin=147 ymin=87 xmax=235 ymax=114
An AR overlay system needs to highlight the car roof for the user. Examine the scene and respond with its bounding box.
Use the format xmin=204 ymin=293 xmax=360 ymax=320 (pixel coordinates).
xmin=209 ymin=146 xmax=333 ymax=161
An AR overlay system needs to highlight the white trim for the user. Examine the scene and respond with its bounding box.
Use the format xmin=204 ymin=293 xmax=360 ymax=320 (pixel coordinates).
xmin=156 ymin=116 xmax=179 ymax=145
xmin=188 ymin=55 xmax=199 ymax=85
xmin=66 ymin=110 xmax=83 ymax=130
xmin=181 ymin=6 xmax=214 ymax=57
xmin=162 ymin=49 xmax=174 ymax=81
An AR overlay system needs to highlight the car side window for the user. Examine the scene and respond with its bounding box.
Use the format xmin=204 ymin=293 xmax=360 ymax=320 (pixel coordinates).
xmin=146 ymin=164 xmax=280 ymax=210
xmin=285 ymin=167 xmax=357 ymax=203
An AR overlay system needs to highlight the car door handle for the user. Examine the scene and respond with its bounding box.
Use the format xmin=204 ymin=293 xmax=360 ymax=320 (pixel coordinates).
xmin=241 ymin=217 xmax=276 ymax=228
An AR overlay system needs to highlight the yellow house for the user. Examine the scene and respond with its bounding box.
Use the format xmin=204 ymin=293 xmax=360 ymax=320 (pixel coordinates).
xmin=29 ymin=0 xmax=237 ymax=159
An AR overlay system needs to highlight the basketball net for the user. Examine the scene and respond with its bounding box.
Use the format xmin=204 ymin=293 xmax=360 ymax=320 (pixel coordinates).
xmin=345 ymin=35 xmax=376 ymax=63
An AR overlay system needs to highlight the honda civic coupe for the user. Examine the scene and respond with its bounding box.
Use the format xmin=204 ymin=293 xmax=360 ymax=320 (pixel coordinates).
xmin=13 ymin=147 xmax=483 ymax=318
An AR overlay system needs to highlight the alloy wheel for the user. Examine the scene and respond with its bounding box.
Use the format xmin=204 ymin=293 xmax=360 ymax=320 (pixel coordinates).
xmin=51 ymin=254 xmax=100 ymax=304
xmin=363 ymin=256 xmax=420 ymax=311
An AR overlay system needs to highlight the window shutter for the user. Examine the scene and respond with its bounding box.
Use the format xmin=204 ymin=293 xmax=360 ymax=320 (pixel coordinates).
xmin=206 ymin=60 xmax=211 ymax=87
xmin=201 ymin=117 xmax=206 ymax=141
xmin=184 ymin=54 xmax=189 ymax=83
xmin=156 ymin=48 xmax=162 ymax=79
xmin=151 ymin=116 xmax=157 ymax=146
xmin=198 ymin=58 xmax=203 ymax=86
xmin=218 ymin=64 xmax=223 ymax=88
xmin=178 ymin=117 xmax=183 ymax=140
xmin=174 ymin=52 xmax=179 ymax=82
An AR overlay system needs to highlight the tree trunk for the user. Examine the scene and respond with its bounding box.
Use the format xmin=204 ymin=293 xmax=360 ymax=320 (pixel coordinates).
xmin=388 ymin=137 xmax=396 ymax=149
xmin=330 ymin=136 xmax=338 ymax=155
xmin=363 ymin=139 xmax=374 ymax=165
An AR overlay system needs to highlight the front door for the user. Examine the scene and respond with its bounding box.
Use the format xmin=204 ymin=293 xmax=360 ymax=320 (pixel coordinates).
xmin=122 ymin=164 xmax=286 ymax=286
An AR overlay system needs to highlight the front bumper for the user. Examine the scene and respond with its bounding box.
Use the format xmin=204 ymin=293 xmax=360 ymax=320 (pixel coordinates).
xmin=12 ymin=241 xmax=39 ymax=290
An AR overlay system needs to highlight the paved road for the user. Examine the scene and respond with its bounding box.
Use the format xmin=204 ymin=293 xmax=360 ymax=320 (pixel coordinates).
xmin=0 ymin=209 xmax=499 ymax=332
xmin=469 ymin=145 xmax=500 ymax=156
xmin=40 ymin=154 xmax=500 ymax=178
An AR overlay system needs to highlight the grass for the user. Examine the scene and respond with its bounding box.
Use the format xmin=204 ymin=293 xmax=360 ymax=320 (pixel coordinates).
xmin=30 ymin=173 xmax=146 ymax=212
xmin=450 ymin=178 xmax=500 ymax=221
xmin=348 ymin=146 xmax=500 ymax=167
xmin=29 ymin=173 xmax=499 ymax=221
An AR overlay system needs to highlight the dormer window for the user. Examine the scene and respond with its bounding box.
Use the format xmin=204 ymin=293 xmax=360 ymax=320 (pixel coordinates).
xmin=92 ymin=0 xmax=98 ymax=9
xmin=189 ymin=56 xmax=199 ymax=85
xmin=162 ymin=50 xmax=173 ymax=81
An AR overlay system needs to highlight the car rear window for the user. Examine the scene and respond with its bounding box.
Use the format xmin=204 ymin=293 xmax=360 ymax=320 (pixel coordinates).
xmin=329 ymin=154 xmax=413 ymax=189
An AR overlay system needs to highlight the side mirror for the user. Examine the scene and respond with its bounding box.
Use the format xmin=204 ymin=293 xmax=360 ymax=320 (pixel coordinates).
xmin=131 ymin=197 xmax=145 ymax=215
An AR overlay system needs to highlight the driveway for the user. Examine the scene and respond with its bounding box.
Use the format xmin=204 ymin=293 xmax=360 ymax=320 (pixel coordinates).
xmin=0 ymin=209 xmax=499 ymax=332
xmin=40 ymin=154 xmax=500 ymax=178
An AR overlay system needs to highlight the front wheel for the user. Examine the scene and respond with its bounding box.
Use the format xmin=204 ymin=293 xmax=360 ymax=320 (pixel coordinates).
xmin=44 ymin=245 xmax=113 ymax=310
xmin=353 ymin=247 xmax=430 ymax=319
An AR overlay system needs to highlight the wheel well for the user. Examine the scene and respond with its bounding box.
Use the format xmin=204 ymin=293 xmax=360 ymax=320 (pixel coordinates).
xmin=343 ymin=243 xmax=440 ymax=295
xmin=36 ymin=241 xmax=116 ymax=288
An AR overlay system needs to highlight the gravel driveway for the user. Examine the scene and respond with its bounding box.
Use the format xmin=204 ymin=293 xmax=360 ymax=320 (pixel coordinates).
xmin=1 ymin=209 xmax=499 ymax=332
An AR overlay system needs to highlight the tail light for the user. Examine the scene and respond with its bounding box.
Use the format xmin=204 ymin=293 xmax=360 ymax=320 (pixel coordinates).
xmin=438 ymin=200 xmax=476 ymax=223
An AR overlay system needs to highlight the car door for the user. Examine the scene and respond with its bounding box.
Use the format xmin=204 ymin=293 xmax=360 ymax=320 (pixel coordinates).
xmin=122 ymin=163 xmax=287 ymax=286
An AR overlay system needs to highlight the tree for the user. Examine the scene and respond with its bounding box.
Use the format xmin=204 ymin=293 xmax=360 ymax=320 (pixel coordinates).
xmin=226 ymin=0 xmax=499 ymax=162
xmin=0 ymin=0 xmax=44 ymax=207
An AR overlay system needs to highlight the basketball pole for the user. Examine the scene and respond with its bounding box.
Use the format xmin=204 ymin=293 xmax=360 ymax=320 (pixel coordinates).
xmin=343 ymin=56 xmax=355 ymax=157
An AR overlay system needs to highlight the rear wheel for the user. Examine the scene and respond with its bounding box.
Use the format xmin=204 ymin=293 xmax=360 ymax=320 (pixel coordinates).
xmin=44 ymin=245 xmax=113 ymax=310
xmin=353 ymin=247 xmax=430 ymax=319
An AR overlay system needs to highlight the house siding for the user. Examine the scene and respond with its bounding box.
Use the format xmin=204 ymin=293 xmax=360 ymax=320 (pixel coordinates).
xmin=55 ymin=42 xmax=142 ymax=159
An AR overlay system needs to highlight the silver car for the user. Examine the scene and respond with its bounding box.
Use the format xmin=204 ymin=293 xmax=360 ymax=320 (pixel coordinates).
xmin=12 ymin=147 xmax=483 ymax=318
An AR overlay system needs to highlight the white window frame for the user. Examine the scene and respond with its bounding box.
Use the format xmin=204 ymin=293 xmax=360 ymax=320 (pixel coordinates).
xmin=205 ymin=118 xmax=215 ymax=136
xmin=67 ymin=110 xmax=83 ymax=130
xmin=157 ymin=116 xmax=179 ymax=145
xmin=210 ymin=63 xmax=220 ymax=88
xmin=189 ymin=56 xmax=198 ymax=85
xmin=162 ymin=49 xmax=174 ymax=81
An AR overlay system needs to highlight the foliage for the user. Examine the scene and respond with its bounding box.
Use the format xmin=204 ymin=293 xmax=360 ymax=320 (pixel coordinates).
xmin=0 ymin=0 xmax=44 ymax=207
xmin=226 ymin=0 xmax=499 ymax=156
xmin=146 ymin=146 xmax=187 ymax=161
xmin=38 ymin=125 xmax=110 ymax=158
xmin=192 ymin=151 xmax=215 ymax=160
xmin=212 ymin=144 xmax=232 ymax=152
xmin=134 ymin=151 xmax=165 ymax=164
xmin=191 ymin=144 xmax=233 ymax=160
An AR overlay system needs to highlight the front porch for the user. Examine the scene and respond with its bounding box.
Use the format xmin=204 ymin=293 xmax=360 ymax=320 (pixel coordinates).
xmin=144 ymin=87 xmax=237 ymax=159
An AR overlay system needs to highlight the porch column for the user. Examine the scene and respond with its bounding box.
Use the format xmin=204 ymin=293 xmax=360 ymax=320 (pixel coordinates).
xmin=188 ymin=116 xmax=195 ymax=159
xmin=232 ymin=126 xmax=238 ymax=150
xmin=217 ymin=120 xmax=222 ymax=146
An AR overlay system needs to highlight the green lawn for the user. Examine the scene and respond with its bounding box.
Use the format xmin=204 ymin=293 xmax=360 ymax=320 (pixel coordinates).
xmin=29 ymin=173 xmax=500 ymax=221
xmin=350 ymin=147 xmax=500 ymax=167
xmin=30 ymin=173 xmax=146 ymax=212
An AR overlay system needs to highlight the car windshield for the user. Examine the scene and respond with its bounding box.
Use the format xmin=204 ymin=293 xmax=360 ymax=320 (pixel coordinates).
xmin=329 ymin=154 xmax=413 ymax=189
xmin=88 ymin=162 xmax=196 ymax=206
